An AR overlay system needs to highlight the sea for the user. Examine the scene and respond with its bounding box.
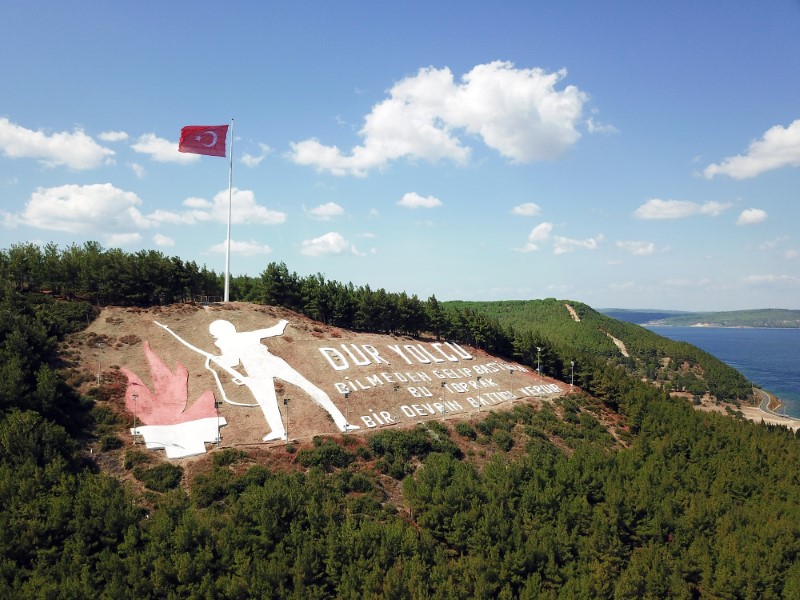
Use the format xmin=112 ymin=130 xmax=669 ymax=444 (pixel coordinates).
xmin=647 ymin=326 xmax=800 ymax=418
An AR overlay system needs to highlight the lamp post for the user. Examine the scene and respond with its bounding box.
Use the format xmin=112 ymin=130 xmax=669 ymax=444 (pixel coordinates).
xmin=570 ymin=361 xmax=575 ymax=389
xmin=96 ymin=342 xmax=105 ymax=384
xmin=344 ymin=392 xmax=350 ymax=433
xmin=536 ymin=347 xmax=542 ymax=377
xmin=283 ymin=398 xmax=290 ymax=443
xmin=132 ymin=393 xmax=138 ymax=444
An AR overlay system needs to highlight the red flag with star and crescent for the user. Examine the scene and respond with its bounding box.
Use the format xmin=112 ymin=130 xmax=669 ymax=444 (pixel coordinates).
xmin=179 ymin=125 xmax=229 ymax=157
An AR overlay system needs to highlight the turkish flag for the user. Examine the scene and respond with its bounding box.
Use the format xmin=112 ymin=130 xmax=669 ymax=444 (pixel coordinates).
xmin=179 ymin=125 xmax=229 ymax=157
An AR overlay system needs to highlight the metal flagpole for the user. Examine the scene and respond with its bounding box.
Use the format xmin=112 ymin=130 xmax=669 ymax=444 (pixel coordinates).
xmin=224 ymin=118 xmax=234 ymax=303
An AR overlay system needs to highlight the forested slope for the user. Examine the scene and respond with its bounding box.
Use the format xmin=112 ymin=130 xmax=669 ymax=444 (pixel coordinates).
xmin=4 ymin=245 xmax=798 ymax=597
xmin=445 ymin=299 xmax=753 ymax=403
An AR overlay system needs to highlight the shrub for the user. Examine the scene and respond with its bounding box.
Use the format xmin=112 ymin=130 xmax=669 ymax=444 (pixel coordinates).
xmin=100 ymin=434 xmax=123 ymax=451
xmin=455 ymin=422 xmax=477 ymax=440
xmin=133 ymin=463 xmax=183 ymax=492
xmin=212 ymin=448 xmax=246 ymax=467
xmin=123 ymin=448 xmax=152 ymax=470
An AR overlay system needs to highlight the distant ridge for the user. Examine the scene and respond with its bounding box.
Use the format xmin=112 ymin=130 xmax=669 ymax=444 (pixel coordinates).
xmin=601 ymin=308 xmax=800 ymax=328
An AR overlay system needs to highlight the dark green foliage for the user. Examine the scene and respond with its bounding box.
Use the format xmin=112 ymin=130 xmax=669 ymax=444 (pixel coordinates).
xmin=133 ymin=463 xmax=184 ymax=492
xmin=296 ymin=438 xmax=356 ymax=471
xmin=4 ymin=249 xmax=800 ymax=597
xmin=123 ymin=448 xmax=152 ymax=470
xmin=455 ymin=421 xmax=477 ymax=440
xmin=100 ymin=434 xmax=123 ymax=451
xmin=211 ymin=448 xmax=246 ymax=467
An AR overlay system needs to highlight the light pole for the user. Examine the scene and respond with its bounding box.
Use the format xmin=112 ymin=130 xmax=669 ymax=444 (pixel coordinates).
xmin=570 ymin=361 xmax=575 ymax=389
xmin=132 ymin=393 xmax=138 ymax=444
xmin=215 ymin=398 xmax=221 ymax=447
xmin=96 ymin=342 xmax=105 ymax=384
xmin=536 ymin=347 xmax=542 ymax=377
xmin=344 ymin=392 xmax=350 ymax=433
xmin=283 ymin=398 xmax=290 ymax=443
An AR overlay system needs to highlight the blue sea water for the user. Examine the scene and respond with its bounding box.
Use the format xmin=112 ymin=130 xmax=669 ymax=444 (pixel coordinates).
xmin=647 ymin=326 xmax=800 ymax=418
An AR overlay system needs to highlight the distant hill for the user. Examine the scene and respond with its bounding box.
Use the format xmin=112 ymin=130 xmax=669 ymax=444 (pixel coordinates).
xmin=443 ymin=299 xmax=753 ymax=402
xmin=602 ymin=308 xmax=800 ymax=328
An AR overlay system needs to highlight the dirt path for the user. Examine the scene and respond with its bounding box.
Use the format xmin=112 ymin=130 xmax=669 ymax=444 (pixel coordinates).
xmin=564 ymin=304 xmax=580 ymax=322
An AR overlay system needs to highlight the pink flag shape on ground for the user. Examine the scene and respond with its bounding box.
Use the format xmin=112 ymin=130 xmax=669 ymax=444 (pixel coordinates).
xmin=122 ymin=342 xmax=217 ymax=425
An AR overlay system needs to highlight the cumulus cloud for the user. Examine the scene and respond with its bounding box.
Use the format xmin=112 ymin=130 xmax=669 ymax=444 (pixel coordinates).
xmin=301 ymin=232 xmax=361 ymax=256
xmin=736 ymin=208 xmax=767 ymax=226
xmin=131 ymin=133 xmax=199 ymax=164
xmin=209 ymin=239 xmax=272 ymax=256
xmin=511 ymin=202 xmax=542 ymax=217
xmin=553 ymin=234 xmax=604 ymax=255
xmin=398 ymin=192 xmax=442 ymax=209
xmin=518 ymin=221 xmax=553 ymax=252
xmin=289 ymin=61 xmax=587 ymax=176
xmin=106 ymin=232 xmax=142 ymax=246
xmin=163 ymin=188 xmax=286 ymax=225
xmin=15 ymin=183 xmax=148 ymax=233
xmin=0 ymin=118 xmax=114 ymax=169
xmin=634 ymin=199 xmax=732 ymax=220
xmin=616 ymin=240 xmax=656 ymax=256
xmin=704 ymin=119 xmax=800 ymax=179
xmin=153 ymin=233 xmax=175 ymax=247
xmin=98 ymin=130 xmax=129 ymax=142
xmin=241 ymin=143 xmax=272 ymax=167
xmin=308 ymin=202 xmax=345 ymax=220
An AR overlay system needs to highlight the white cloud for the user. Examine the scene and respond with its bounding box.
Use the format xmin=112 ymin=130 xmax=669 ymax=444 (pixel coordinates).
xmin=301 ymin=232 xmax=359 ymax=256
xmin=704 ymin=119 xmax=800 ymax=179
xmin=736 ymin=208 xmax=767 ymax=226
xmin=553 ymin=234 xmax=604 ymax=255
xmin=784 ymin=249 xmax=798 ymax=260
xmin=98 ymin=130 xmax=129 ymax=142
xmin=209 ymin=239 xmax=272 ymax=256
xmin=518 ymin=221 xmax=553 ymax=252
xmin=586 ymin=118 xmax=619 ymax=134
xmin=0 ymin=118 xmax=114 ymax=169
xmin=308 ymin=202 xmax=345 ymax=220
xmin=289 ymin=61 xmax=587 ymax=176
xmin=153 ymin=233 xmax=175 ymax=247
xmin=398 ymin=192 xmax=442 ymax=209
xmin=617 ymin=240 xmax=656 ymax=256
xmin=129 ymin=162 xmax=146 ymax=179
xmin=131 ymin=133 xmax=199 ymax=164
xmin=106 ymin=232 xmax=142 ymax=246
xmin=16 ymin=183 xmax=147 ymax=233
xmin=162 ymin=188 xmax=286 ymax=225
xmin=759 ymin=236 xmax=789 ymax=251
xmin=634 ymin=199 xmax=732 ymax=220
xmin=241 ymin=143 xmax=272 ymax=167
xmin=511 ymin=202 xmax=542 ymax=217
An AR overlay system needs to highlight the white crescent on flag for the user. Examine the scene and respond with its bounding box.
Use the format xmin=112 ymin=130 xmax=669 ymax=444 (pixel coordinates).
xmin=203 ymin=131 xmax=218 ymax=147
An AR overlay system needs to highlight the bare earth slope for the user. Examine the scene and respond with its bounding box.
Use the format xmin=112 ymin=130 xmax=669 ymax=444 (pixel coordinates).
xmin=76 ymin=302 xmax=568 ymax=453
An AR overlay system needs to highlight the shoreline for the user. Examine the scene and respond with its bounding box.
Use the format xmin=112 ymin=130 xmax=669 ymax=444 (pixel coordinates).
xmin=693 ymin=388 xmax=800 ymax=432
xmin=739 ymin=388 xmax=800 ymax=432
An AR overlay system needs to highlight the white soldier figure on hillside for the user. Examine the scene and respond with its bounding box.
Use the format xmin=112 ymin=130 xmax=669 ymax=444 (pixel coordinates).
xmin=208 ymin=318 xmax=358 ymax=441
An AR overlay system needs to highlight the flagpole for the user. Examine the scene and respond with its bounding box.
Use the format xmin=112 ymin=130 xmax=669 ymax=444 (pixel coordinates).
xmin=224 ymin=118 xmax=234 ymax=303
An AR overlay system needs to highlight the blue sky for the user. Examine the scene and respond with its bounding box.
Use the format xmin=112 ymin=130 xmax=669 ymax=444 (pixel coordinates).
xmin=1 ymin=1 xmax=799 ymax=311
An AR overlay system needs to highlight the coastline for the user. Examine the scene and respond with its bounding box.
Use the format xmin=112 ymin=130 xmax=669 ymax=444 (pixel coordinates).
xmin=739 ymin=388 xmax=800 ymax=432
xmin=693 ymin=388 xmax=800 ymax=432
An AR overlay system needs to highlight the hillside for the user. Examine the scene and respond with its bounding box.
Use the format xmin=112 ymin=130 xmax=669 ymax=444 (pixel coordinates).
xmin=443 ymin=298 xmax=753 ymax=402
xmin=71 ymin=302 xmax=572 ymax=458
xmin=6 ymin=286 xmax=800 ymax=596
